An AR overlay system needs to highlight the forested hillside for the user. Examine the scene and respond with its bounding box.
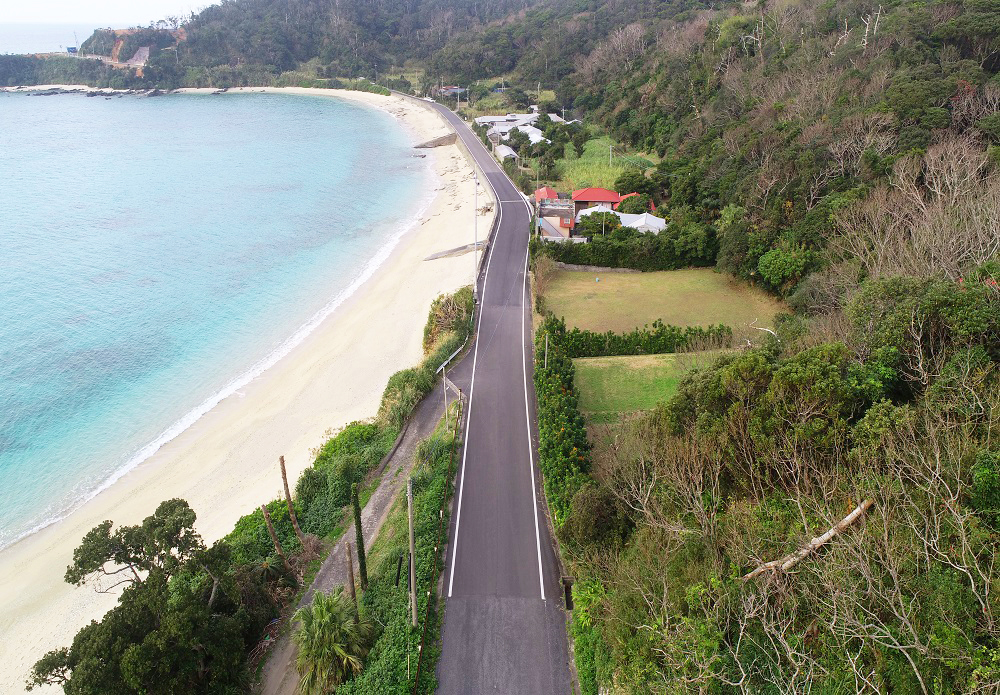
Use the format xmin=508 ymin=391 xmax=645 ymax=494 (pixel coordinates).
xmin=177 ymin=0 xmax=542 ymax=77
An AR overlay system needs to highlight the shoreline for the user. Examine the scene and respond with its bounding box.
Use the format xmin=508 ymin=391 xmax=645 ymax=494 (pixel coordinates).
xmin=0 ymin=87 xmax=494 ymax=690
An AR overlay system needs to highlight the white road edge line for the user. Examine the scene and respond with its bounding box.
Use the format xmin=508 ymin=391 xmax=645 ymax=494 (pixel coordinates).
xmin=447 ymin=127 xmax=502 ymax=598
xmin=521 ymin=242 xmax=546 ymax=602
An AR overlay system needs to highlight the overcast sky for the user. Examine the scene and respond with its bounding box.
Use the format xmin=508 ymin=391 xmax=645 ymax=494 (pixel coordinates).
xmin=2 ymin=0 xmax=203 ymax=25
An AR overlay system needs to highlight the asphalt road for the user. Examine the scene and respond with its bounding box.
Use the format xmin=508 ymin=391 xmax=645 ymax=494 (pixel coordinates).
xmin=429 ymin=104 xmax=573 ymax=693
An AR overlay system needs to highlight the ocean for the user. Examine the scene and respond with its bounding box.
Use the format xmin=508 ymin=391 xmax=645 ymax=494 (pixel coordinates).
xmin=0 ymin=90 xmax=430 ymax=549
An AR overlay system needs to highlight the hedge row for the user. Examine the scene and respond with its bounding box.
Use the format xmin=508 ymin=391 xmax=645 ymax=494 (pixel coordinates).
xmin=543 ymin=315 xmax=732 ymax=358
xmin=529 ymin=222 xmax=715 ymax=271
xmin=533 ymin=317 xmax=592 ymax=525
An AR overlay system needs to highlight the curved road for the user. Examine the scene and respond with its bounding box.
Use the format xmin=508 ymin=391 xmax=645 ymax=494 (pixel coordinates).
xmin=427 ymin=104 xmax=573 ymax=693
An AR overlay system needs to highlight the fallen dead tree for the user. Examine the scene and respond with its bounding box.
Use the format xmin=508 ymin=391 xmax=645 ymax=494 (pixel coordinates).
xmin=743 ymin=499 xmax=874 ymax=580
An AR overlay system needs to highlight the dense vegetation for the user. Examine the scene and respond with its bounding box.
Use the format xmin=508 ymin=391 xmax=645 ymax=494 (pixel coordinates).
xmin=26 ymin=500 xmax=279 ymax=693
xmin=338 ymin=414 xmax=458 ymax=694
xmin=226 ymin=286 xmax=472 ymax=568
xmin=549 ymin=263 xmax=1000 ymax=693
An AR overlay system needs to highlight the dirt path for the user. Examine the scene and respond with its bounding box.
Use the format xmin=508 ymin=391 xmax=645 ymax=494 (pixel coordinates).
xmin=256 ymin=387 xmax=455 ymax=695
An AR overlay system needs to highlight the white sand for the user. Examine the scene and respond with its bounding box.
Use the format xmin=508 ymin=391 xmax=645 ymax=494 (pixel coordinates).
xmin=0 ymin=87 xmax=494 ymax=691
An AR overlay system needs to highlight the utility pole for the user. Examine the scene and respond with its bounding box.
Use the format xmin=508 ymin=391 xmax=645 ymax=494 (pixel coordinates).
xmin=346 ymin=540 xmax=359 ymax=620
xmin=610 ymin=144 xmax=613 ymax=167
xmin=407 ymin=478 xmax=417 ymax=628
xmin=279 ymin=456 xmax=305 ymax=547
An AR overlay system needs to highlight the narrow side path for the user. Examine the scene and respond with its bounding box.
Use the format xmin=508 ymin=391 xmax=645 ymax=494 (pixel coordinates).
xmin=257 ymin=387 xmax=453 ymax=695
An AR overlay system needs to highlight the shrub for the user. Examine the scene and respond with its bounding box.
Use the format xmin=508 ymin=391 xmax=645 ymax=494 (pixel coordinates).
xmin=559 ymin=483 xmax=629 ymax=547
xmin=542 ymin=315 xmax=732 ymax=358
xmin=295 ymin=467 xmax=328 ymax=508
xmin=971 ymin=450 xmax=1000 ymax=527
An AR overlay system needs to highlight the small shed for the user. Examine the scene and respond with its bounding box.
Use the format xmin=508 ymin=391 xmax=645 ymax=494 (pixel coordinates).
xmin=494 ymin=145 xmax=520 ymax=163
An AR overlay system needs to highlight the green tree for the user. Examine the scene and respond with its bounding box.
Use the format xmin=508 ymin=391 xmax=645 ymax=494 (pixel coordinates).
xmin=613 ymin=169 xmax=653 ymax=197
xmin=616 ymin=193 xmax=652 ymax=214
xmin=65 ymin=497 xmax=202 ymax=589
xmin=571 ymin=128 xmax=588 ymax=158
xmin=293 ymin=587 xmax=374 ymax=694
xmin=29 ymin=500 xmax=275 ymax=693
xmin=577 ymin=211 xmax=621 ymax=237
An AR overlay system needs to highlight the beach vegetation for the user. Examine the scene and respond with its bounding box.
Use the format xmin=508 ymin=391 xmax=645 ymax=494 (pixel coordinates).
xmin=223 ymin=285 xmax=473 ymax=574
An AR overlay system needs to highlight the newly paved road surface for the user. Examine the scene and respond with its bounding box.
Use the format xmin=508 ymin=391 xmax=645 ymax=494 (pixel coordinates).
xmin=429 ymin=104 xmax=573 ymax=693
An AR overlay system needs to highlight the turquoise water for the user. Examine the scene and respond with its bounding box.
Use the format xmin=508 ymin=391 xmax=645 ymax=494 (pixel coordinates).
xmin=0 ymin=91 xmax=429 ymax=549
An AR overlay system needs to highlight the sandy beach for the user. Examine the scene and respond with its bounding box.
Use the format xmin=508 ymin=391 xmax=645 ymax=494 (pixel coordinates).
xmin=0 ymin=87 xmax=495 ymax=691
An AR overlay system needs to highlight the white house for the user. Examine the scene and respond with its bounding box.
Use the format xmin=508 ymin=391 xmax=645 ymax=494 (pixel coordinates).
xmin=514 ymin=124 xmax=550 ymax=145
xmin=474 ymin=112 xmax=550 ymax=145
xmin=619 ymin=212 xmax=667 ymax=234
xmin=577 ymin=205 xmax=667 ymax=234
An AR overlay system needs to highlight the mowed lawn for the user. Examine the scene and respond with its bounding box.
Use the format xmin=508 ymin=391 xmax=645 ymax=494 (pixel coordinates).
xmin=545 ymin=267 xmax=786 ymax=334
xmin=574 ymin=354 xmax=685 ymax=423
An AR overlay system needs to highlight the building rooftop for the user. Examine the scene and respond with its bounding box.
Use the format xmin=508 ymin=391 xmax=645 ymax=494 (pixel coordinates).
xmin=534 ymin=186 xmax=560 ymax=201
xmin=494 ymin=145 xmax=518 ymax=161
xmin=572 ymin=187 xmax=621 ymax=203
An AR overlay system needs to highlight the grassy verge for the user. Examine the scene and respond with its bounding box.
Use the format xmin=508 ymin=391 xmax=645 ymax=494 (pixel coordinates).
xmin=337 ymin=402 xmax=459 ymax=694
xmin=544 ymin=267 xmax=786 ymax=335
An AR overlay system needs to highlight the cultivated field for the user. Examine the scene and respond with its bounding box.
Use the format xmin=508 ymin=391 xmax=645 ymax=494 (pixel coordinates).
xmin=545 ymin=267 xmax=786 ymax=335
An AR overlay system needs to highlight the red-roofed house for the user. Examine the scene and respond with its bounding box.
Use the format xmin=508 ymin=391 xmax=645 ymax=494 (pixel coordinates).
xmin=572 ymin=187 xmax=621 ymax=217
xmin=534 ymin=186 xmax=560 ymax=203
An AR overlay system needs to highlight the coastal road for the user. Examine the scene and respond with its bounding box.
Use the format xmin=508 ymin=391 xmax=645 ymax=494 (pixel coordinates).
xmin=426 ymin=103 xmax=573 ymax=693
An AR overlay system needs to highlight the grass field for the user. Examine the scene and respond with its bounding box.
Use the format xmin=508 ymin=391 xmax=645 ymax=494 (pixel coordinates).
xmin=544 ymin=267 xmax=786 ymax=335
xmin=574 ymin=354 xmax=683 ymax=422
xmin=574 ymin=351 xmax=727 ymax=423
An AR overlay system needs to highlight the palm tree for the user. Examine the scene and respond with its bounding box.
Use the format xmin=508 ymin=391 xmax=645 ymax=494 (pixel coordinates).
xmin=292 ymin=587 xmax=373 ymax=694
